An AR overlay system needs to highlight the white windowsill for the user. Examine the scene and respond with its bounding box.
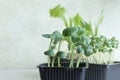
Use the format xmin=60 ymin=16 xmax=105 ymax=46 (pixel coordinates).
xmin=0 ymin=69 xmax=40 ymax=80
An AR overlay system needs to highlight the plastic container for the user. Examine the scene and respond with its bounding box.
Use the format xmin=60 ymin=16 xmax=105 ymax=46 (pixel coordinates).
xmin=37 ymin=63 xmax=87 ymax=80
xmin=85 ymin=62 xmax=120 ymax=80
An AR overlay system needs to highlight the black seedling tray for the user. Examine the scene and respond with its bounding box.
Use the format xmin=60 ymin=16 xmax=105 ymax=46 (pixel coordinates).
xmin=38 ymin=63 xmax=87 ymax=80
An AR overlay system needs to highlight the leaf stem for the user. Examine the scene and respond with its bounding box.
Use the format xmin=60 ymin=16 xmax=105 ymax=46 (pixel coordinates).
xmin=57 ymin=39 xmax=62 ymax=67
xmin=60 ymin=15 xmax=68 ymax=27
xmin=69 ymin=43 xmax=75 ymax=68
xmin=76 ymin=54 xmax=82 ymax=68
xmin=48 ymin=39 xmax=53 ymax=67
xmin=51 ymin=39 xmax=62 ymax=67
xmin=69 ymin=54 xmax=76 ymax=68
xmin=51 ymin=56 xmax=56 ymax=67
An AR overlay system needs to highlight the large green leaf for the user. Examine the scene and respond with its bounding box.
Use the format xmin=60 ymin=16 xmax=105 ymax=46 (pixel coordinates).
xmin=73 ymin=13 xmax=82 ymax=26
xmin=49 ymin=5 xmax=66 ymax=18
xmin=49 ymin=5 xmax=68 ymax=27
xmin=62 ymin=27 xmax=78 ymax=36
xmin=71 ymin=35 xmax=80 ymax=43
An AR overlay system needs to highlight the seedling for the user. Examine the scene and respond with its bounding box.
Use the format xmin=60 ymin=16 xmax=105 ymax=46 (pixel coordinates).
xmin=42 ymin=5 xmax=119 ymax=68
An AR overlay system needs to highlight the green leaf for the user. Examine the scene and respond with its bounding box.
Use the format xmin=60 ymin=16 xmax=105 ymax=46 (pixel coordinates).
xmin=83 ymin=45 xmax=93 ymax=56
xmin=49 ymin=5 xmax=68 ymax=27
xmin=51 ymin=31 xmax=63 ymax=45
xmin=80 ymin=20 xmax=93 ymax=35
xmin=77 ymin=45 xmax=84 ymax=54
xmin=42 ymin=34 xmax=51 ymax=38
xmin=71 ymin=35 xmax=80 ymax=43
xmin=80 ymin=36 xmax=91 ymax=45
xmin=56 ymin=51 xmax=66 ymax=58
xmin=77 ymin=27 xmax=85 ymax=35
xmin=106 ymin=40 xmax=112 ymax=48
xmin=99 ymin=35 xmax=106 ymax=42
xmin=73 ymin=13 xmax=82 ymax=26
xmin=62 ymin=27 xmax=78 ymax=36
xmin=49 ymin=5 xmax=66 ymax=18
xmin=51 ymin=31 xmax=62 ymax=40
xmin=110 ymin=37 xmax=119 ymax=48
xmin=44 ymin=50 xmax=54 ymax=57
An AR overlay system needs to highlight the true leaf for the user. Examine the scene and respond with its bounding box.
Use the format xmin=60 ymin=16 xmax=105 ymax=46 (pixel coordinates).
xmin=73 ymin=13 xmax=82 ymax=26
xmin=49 ymin=5 xmax=68 ymax=27
xmin=49 ymin=5 xmax=66 ymax=18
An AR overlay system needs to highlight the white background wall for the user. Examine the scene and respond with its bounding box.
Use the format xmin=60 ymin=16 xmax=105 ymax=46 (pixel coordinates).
xmin=0 ymin=0 xmax=120 ymax=68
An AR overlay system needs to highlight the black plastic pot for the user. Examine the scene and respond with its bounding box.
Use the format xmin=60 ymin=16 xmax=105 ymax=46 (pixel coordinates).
xmin=37 ymin=63 xmax=87 ymax=80
xmin=85 ymin=62 xmax=120 ymax=80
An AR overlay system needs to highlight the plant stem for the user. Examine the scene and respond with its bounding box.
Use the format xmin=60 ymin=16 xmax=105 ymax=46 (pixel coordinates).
xmin=48 ymin=57 xmax=50 ymax=67
xmin=69 ymin=54 xmax=76 ymax=68
xmin=108 ymin=53 xmax=113 ymax=64
xmin=52 ymin=56 xmax=56 ymax=67
xmin=51 ymin=39 xmax=62 ymax=67
xmin=92 ymin=54 xmax=98 ymax=64
xmin=57 ymin=57 xmax=61 ymax=67
xmin=76 ymin=54 xmax=82 ymax=68
xmin=57 ymin=39 xmax=62 ymax=67
xmin=69 ymin=43 xmax=75 ymax=68
xmin=60 ymin=15 xmax=68 ymax=27
xmin=98 ymin=52 xmax=101 ymax=64
xmin=48 ymin=39 xmax=52 ymax=67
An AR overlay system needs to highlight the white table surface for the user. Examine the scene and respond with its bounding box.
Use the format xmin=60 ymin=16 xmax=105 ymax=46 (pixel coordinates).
xmin=0 ymin=68 xmax=40 ymax=80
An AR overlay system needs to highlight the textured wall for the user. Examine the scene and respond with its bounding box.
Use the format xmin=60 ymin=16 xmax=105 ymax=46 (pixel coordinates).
xmin=0 ymin=0 xmax=120 ymax=68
